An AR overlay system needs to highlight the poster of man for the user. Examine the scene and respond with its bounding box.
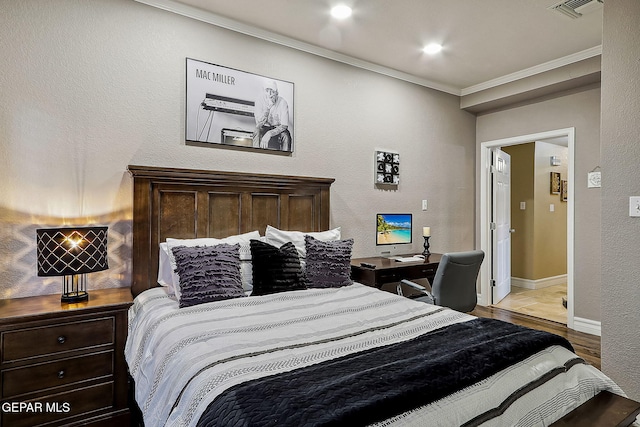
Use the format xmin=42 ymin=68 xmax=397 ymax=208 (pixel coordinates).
xmin=185 ymin=58 xmax=294 ymax=153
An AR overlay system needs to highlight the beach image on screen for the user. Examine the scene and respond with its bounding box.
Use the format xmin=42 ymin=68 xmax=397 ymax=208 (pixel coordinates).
xmin=377 ymin=214 xmax=412 ymax=245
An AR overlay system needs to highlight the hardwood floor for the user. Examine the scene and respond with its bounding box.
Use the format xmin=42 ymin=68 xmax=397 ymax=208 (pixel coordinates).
xmin=471 ymin=305 xmax=601 ymax=370
xmin=493 ymin=284 xmax=567 ymax=324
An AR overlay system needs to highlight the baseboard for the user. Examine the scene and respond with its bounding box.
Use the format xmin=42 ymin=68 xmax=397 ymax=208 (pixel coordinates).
xmin=511 ymin=274 xmax=567 ymax=290
xmin=573 ymin=316 xmax=601 ymax=336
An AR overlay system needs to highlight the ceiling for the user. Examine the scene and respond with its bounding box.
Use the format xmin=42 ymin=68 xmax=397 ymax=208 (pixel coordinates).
xmin=142 ymin=0 xmax=603 ymax=95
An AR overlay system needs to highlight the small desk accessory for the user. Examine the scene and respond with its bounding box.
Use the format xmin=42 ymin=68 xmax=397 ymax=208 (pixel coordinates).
xmin=422 ymin=226 xmax=431 ymax=256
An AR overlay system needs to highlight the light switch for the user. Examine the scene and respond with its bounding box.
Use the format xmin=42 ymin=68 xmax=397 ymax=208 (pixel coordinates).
xmin=550 ymin=204 xmax=555 ymax=212
xmin=520 ymin=202 xmax=526 ymax=210
xmin=629 ymin=197 xmax=640 ymax=217
xmin=421 ymin=200 xmax=428 ymax=211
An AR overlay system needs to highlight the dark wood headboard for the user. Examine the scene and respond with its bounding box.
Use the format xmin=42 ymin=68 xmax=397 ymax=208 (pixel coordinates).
xmin=128 ymin=165 xmax=334 ymax=296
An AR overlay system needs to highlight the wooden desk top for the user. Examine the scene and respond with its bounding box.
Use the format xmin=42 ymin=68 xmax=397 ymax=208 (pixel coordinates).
xmin=351 ymin=254 xmax=442 ymax=270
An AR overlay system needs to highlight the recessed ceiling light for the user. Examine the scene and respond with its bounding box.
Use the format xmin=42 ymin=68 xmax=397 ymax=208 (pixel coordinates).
xmin=331 ymin=5 xmax=352 ymax=19
xmin=423 ymin=43 xmax=443 ymax=54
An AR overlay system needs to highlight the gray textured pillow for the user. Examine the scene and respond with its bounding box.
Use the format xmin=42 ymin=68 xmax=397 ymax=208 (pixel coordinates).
xmin=304 ymin=235 xmax=354 ymax=288
xmin=171 ymin=243 xmax=245 ymax=308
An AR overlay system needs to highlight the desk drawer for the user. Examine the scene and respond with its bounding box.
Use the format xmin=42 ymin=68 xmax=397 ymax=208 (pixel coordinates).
xmin=2 ymin=318 xmax=114 ymax=363
xmin=397 ymin=264 xmax=436 ymax=281
xmin=377 ymin=271 xmax=401 ymax=283
xmin=2 ymin=351 xmax=113 ymax=398
xmin=376 ymin=266 xmax=437 ymax=283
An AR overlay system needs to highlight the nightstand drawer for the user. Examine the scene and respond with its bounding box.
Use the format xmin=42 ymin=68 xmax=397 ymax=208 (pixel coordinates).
xmin=2 ymin=350 xmax=113 ymax=398
xmin=1 ymin=317 xmax=114 ymax=363
xmin=1 ymin=382 xmax=113 ymax=427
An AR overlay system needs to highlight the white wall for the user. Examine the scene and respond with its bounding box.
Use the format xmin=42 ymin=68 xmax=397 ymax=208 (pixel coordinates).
xmin=0 ymin=0 xmax=476 ymax=298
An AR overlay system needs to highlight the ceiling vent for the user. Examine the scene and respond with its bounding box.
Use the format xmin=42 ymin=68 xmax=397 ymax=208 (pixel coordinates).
xmin=549 ymin=0 xmax=603 ymax=19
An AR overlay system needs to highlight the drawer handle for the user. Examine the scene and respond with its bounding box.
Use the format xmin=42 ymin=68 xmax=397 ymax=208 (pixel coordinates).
xmin=57 ymin=336 xmax=66 ymax=344
xmin=57 ymin=370 xmax=65 ymax=379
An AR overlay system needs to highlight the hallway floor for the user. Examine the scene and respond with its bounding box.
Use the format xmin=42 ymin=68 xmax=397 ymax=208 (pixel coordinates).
xmin=492 ymin=284 xmax=567 ymax=324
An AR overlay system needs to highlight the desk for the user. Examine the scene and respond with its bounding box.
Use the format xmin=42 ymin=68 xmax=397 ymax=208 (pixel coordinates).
xmin=350 ymin=254 xmax=442 ymax=296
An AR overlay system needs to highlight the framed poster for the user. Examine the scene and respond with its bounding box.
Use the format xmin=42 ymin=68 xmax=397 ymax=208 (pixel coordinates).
xmin=185 ymin=58 xmax=294 ymax=153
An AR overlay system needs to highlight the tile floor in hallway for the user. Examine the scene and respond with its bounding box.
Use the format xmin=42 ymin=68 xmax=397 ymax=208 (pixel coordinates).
xmin=492 ymin=283 xmax=568 ymax=324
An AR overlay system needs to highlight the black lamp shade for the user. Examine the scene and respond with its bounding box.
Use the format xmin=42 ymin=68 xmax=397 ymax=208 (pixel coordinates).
xmin=37 ymin=227 xmax=109 ymax=277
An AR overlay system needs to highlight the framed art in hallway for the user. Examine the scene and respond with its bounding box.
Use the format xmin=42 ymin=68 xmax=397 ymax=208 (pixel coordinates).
xmin=550 ymin=172 xmax=561 ymax=194
xmin=561 ymin=180 xmax=568 ymax=202
xmin=185 ymin=58 xmax=294 ymax=153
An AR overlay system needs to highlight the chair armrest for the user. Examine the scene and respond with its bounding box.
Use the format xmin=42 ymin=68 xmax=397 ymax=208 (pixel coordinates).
xmin=400 ymin=279 xmax=427 ymax=291
xmin=400 ymin=280 xmax=435 ymax=304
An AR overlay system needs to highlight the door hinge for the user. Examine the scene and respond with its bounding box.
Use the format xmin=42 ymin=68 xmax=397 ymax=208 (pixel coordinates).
xmin=490 ymin=280 xmax=496 ymax=287
xmin=490 ymin=222 xmax=496 ymax=230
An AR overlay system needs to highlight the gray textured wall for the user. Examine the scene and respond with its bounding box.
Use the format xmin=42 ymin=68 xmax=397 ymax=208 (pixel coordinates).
xmin=0 ymin=0 xmax=476 ymax=298
xmin=600 ymin=0 xmax=640 ymax=401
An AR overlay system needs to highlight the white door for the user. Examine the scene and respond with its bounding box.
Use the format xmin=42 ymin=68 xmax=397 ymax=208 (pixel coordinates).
xmin=491 ymin=149 xmax=511 ymax=304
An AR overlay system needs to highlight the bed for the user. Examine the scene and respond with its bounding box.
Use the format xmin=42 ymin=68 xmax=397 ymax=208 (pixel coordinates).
xmin=125 ymin=165 xmax=629 ymax=427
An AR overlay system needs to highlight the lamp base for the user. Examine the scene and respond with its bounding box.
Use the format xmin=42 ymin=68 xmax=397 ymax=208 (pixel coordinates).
xmin=61 ymin=291 xmax=89 ymax=303
xmin=61 ymin=274 xmax=89 ymax=303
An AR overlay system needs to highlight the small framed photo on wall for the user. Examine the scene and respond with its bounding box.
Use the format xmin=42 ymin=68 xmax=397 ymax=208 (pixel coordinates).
xmin=375 ymin=151 xmax=400 ymax=186
xmin=550 ymin=172 xmax=561 ymax=195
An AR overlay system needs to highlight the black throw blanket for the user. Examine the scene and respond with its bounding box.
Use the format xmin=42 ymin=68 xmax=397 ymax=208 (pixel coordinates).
xmin=197 ymin=318 xmax=574 ymax=427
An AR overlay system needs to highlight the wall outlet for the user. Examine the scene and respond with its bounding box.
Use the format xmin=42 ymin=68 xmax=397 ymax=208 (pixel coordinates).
xmin=520 ymin=201 xmax=526 ymax=210
xmin=629 ymin=197 xmax=640 ymax=217
xmin=421 ymin=200 xmax=428 ymax=211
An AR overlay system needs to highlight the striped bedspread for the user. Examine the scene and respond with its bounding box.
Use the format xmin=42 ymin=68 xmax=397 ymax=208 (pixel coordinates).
xmin=125 ymin=283 xmax=621 ymax=427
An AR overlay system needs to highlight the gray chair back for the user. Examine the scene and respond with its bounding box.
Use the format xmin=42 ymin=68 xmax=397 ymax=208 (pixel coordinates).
xmin=431 ymin=250 xmax=485 ymax=312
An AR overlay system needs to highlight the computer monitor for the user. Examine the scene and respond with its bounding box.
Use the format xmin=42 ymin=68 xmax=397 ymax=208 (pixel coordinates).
xmin=376 ymin=213 xmax=412 ymax=256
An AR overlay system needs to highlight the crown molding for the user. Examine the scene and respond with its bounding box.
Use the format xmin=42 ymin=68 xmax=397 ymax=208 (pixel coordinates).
xmin=460 ymin=45 xmax=602 ymax=96
xmin=134 ymin=0 xmax=461 ymax=95
xmin=135 ymin=0 xmax=601 ymax=99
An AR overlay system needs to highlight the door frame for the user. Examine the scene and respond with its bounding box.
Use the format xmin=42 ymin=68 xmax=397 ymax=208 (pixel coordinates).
xmin=479 ymin=128 xmax=575 ymax=329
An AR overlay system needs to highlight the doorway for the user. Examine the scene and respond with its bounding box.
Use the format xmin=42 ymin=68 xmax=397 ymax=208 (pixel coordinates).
xmin=479 ymin=128 xmax=575 ymax=330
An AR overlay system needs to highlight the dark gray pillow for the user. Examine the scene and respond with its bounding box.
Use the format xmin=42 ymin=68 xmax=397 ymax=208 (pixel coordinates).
xmin=305 ymin=235 xmax=354 ymax=288
xmin=249 ymin=240 xmax=305 ymax=295
xmin=171 ymin=243 xmax=245 ymax=308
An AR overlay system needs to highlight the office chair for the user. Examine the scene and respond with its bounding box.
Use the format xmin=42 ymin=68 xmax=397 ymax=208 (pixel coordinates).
xmin=398 ymin=250 xmax=485 ymax=312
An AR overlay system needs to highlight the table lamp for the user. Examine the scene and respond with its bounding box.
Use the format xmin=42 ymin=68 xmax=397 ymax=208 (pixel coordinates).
xmin=36 ymin=226 xmax=108 ymax=302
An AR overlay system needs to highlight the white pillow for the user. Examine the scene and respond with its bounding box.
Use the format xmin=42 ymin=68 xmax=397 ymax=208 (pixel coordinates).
xmin=165 ymin=231 xmax=261 ymax=296
xmin=264 ymin=225 xmax=341 ymax=261
xmin=158 ymin=242 xmax=174 ymax=291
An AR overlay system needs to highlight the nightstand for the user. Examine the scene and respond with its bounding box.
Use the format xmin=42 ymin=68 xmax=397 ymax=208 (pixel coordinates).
xmin=0 ymin=288 xmax=132 ymax=427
